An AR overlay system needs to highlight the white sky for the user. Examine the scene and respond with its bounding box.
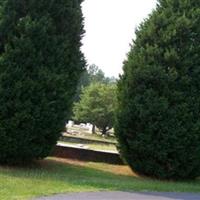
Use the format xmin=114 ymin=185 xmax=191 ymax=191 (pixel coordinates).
xmin=81 ymin=0 xmax=157 ymax=78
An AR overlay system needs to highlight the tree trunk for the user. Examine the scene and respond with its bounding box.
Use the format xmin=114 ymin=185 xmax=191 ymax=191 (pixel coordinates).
xmin=92 ymin=124 xmax=96 ymax=134
xmin=101 ymin=127 xmax=107 ymax=135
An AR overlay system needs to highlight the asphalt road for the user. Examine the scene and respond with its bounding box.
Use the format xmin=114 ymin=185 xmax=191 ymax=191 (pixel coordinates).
xmin=35 ymin=191 xmax=200 ymax=200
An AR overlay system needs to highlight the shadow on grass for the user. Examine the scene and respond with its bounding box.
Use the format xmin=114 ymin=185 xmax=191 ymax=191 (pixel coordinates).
xmin=1 ymin=158 xmax=200 ymax=195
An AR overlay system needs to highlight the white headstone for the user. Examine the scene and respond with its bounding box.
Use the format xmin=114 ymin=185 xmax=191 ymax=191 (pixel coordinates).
xmin=67 ymin=120 xmax=74 ymax=128
xmin=88 ymin=124 xmax=94 ymax=134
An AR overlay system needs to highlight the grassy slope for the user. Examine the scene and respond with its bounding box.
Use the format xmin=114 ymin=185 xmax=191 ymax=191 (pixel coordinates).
xmin=1 ymin=158 xmax=200 ymax=200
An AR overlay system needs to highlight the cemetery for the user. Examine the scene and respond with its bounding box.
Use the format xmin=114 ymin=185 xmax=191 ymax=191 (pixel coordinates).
xmin=0 ymin=0 xmax=200 ymax=200
xmin=63 ymin=121 xmax=116 ymax=149
xmin=51 ymin=121 xmax=120 ymax=164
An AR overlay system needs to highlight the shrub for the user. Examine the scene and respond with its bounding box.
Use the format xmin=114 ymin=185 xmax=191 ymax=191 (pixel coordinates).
xmin=0 ymin=0 xmax=85 ymax=164
xmin=115 ymin=0 xmax=200 ymax=180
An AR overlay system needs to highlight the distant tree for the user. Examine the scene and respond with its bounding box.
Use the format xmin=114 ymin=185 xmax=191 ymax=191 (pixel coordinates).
xmin=115 ymin=0 xmax=200 ymax=180
xmin=73 ymin=83 xmax=116 ymax=135
xmin=104 ymin=76 xmax=117 ymax=84
xmin=0 ymin=0 xmax=85 ymax=164
xmin=74 ymin=64 xmax=117 ymax=102
xmin=87 ymin=64 xmax=106 ymax=83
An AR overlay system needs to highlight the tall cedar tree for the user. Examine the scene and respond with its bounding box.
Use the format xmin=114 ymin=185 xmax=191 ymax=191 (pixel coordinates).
xmin=0 ymin=0 xmax=85 ymax=164
xmin=115 ymin=0 xmax=200 ymax=180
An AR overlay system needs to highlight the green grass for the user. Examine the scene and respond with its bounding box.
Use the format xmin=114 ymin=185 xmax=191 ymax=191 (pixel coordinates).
xmin=88 ymin=143 xmax=117 ymax=151
xmin=1 ymin=158 xmax=200 ymax=200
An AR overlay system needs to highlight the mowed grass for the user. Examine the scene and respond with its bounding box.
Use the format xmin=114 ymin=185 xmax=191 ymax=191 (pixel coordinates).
xmin=1 ymin=158 xmax=200 ymax=200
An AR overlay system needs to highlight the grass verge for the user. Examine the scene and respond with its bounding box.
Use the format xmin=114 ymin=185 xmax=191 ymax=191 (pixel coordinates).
xmin=0 ymin=157 xmax=200 ymax=200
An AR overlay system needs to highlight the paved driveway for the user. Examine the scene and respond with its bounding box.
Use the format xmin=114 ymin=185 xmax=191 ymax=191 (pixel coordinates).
xmin=35 ymin=191 xmax=200 ymax=200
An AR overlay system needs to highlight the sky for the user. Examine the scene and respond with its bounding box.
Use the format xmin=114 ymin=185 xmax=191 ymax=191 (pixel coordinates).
xmin=81 ymin=0 xmax=157 ymax=78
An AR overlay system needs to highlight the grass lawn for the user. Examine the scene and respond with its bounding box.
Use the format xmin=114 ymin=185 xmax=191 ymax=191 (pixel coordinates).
xmin=1 ymin=157 xmax=200 ymax=200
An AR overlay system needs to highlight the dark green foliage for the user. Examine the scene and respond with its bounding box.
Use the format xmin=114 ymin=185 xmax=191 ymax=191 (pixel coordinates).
xmin=115 ymin=0 xmax=200 ymax=180
xmin=86 ymin=64 xmax=117 ymax=84
xmin=0 ymin=0 xmax=85 ymax=164
xmin=74 ymin=64 xmax=117 ymax=102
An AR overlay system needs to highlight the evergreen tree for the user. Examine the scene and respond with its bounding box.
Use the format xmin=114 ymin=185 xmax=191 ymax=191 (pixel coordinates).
xmin=0 ymin=0 xmax=85 ymax=163
xmin=115 ymin=0 xmax=200 ymax=179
